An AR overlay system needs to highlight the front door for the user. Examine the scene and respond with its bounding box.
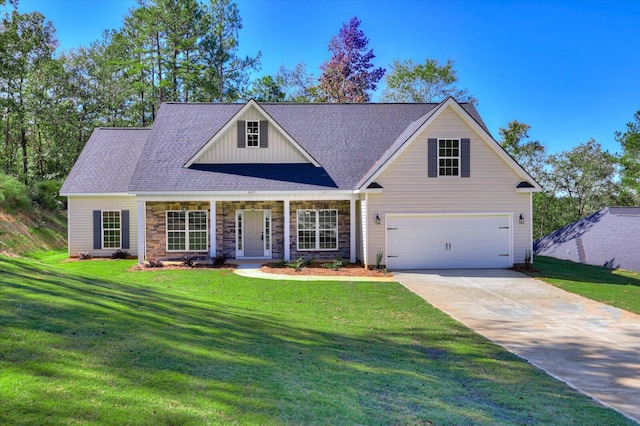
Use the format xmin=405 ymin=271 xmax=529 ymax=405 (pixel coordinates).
xmin=244 ymin=211 xmax=264 ymax=257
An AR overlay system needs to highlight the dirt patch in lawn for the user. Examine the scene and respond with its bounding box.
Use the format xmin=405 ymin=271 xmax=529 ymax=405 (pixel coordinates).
xmin=261 ymin=262 xmax=392 ymax=277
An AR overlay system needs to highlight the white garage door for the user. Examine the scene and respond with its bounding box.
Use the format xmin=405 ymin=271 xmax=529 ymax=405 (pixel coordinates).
xmin=386 ymin=214 xmax=512 ymax=269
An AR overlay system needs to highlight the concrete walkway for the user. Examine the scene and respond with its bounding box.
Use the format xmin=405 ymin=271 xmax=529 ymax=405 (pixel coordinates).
xmin=395 ymin=269 xmax=640 ymax=423
xmin=232 ymin=263 xmax=394 ymax=282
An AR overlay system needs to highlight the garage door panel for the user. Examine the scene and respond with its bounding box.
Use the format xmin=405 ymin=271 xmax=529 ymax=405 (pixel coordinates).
xmin=386 ymin=214 xmax=511 ymax=270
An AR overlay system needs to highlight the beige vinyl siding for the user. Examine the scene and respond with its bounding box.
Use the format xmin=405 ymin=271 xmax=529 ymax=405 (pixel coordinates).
xmin=195 ymin=105 xmax=309 ymax=164
xmin=367 ymin=106 xmax=532 ymax=266
xmin=67 ymin=196 xmax=138 ymax=257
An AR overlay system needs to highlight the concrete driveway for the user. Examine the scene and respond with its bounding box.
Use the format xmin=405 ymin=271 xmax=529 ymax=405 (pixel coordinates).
xmin=394 ymin=269 xmax=640 ymax=423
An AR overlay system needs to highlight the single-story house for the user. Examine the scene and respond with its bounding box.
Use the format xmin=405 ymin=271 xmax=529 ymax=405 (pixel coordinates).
xmin=534 ymin=207 xmax=640 ymax=272
xmin=60 ymin=97 xmax=541 ymax=269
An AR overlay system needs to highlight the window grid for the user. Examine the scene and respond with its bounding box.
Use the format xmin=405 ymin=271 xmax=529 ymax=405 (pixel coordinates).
xmin=102 ymin=211 xmax=121 ymax=249
xmin=246 ymin=121 xmax=259 ymax=147
xmin=166 ymin=210 xmax=208 ymax=252
xmin=237 ymin=212 xmax=243 ymax=250
xmin=438 ymin=139 xmax=460 ymax=176
xmin=264 ymin=213 xmax=270 ymax=250
xmin=297 ymin=209 xmax=338 ymax=251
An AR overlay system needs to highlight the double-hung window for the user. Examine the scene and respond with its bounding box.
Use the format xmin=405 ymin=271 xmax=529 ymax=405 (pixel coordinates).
xmin=167 ymin=210 xmax=208 ymax=252
xmin=297 ymin=209 xmax=338 ymax=250
xmin=102 ymin=211 xmax=121 ymax=249
xmin=438 ymin=139 xmax=460 ymax=176
xmin=246 ymin=120 xmax=259 ymax=147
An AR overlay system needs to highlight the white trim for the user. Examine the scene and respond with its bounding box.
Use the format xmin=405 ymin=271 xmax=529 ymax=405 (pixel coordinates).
xmin=137 ymin=201 xmax=145 ymax=263
xmin=61 ymin=192 xmax=133 ymax=197
xmin=246 ymin=120 xmax=260 ymax=148
xmin=165 ymin=210 xmax=209 ymax=253
xmin=296 ymin=209 xmax=339 ymax=251
xmin=210 ymin=201 xmax=216 ymax=258
xmin=361 ymin=194 xmax=368 ymax=266
xmin=515 ymin=187 xmax=538 ymax=193
xmin=183 ymin=99 xmax=321 ymax=168
xmin=284 ymin=200 xmax=290 ymax=261
xmin=349 ymin=199 xmax=356 ymax=263
xmin=437 ymin=138 xmax=461 ymax=177
xmin=235 ymin=209 xmax=271 ymax=258
xmin=135 ymin=190 xmax=357 ymax=200
xmin=359 ymin=97 xmax=542 ymax=191
xmin=101 ymin=210 xmax=122 ymax=250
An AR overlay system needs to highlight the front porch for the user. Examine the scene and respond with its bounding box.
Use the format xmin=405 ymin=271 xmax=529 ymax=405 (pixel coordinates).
xmin=138 ymin=197 xmax=358 ymax=264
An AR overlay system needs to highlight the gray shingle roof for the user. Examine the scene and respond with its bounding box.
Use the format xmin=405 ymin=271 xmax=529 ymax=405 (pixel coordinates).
xmin=126 ymin=101 xmax=487 ymax=193
xmin=534 ymin=207 xmax=640 ymax=272
xmin=63 ymin=101 xmax=490 ymax=194
xmin=60 ymin=128 xmax=149 ymax=194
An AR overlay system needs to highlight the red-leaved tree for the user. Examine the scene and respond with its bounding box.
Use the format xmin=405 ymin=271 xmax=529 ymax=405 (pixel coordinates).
xmin=318 ymin=17 xmax=385 ymax=103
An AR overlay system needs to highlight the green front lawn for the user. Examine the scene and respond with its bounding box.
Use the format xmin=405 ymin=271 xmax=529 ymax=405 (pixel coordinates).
xmin=529 ymin=256 xmax=640 ymax=315
xmin=0 ymin=252 xmax=633 ymax=425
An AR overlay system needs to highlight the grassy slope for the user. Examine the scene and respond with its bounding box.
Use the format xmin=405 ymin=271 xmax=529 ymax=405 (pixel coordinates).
xmin=0 ymin=208 xmax=67 ymax=255
xmin=529 ymin=256 xmax=640 ymax=315
xmin=0 ymin=252 xmax=632 ymax=425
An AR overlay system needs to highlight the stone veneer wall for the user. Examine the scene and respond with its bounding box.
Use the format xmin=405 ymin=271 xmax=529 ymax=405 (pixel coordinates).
xmin=145 ymin=200 xmax=351 ymax=261
xmin=218 ymin=201 xmax=284 ymax=260
xmin=146 ymin=201 xmax=210 ymax=259
xmin=289 ymin=200 xmax=351 ymax=261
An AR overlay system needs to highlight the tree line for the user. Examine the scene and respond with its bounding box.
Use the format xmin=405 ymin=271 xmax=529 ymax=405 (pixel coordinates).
xmin=0 ymin=0 xmax=638 ymax=240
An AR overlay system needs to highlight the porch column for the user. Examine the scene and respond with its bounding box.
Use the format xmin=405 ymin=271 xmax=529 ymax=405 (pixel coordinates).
xmin=137 ymin=201 xmax=145 ymax=264
xmin=209 ymin=200 xmax=216 ymax=258
xmin=350 ymin=198 xmax=356 ymax=263
xmin=283 ymin=199 xmax=290 ymax=261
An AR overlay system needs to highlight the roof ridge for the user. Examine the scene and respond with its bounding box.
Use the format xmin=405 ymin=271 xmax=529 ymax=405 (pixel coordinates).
xmin=96 ymin=127 xmax=151 ymax=130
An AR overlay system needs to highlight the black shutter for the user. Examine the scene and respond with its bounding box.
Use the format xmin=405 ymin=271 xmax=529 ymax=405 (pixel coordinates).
xmin=259 ymin=120 xmax=268 ymax=148
xmin=428 ymin=138 xmax=438 ymax=178
xmin=93 ymin=210 xmax=102 ymax=249
xmin=237 ymin=121 xmax=246 ymax=148
xmin=461 ymin=138 xmax=470 ymax=177
xmin=121 ymin=210 xmax=130 ymax=250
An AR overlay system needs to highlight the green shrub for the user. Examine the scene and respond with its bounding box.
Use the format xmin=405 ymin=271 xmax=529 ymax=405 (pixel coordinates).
xmin=322 ymin=257 xmax=344 ymax=271
xmin=110 ymin=249 xmax=129 ymax=259
xmin=29 ymin=180 xmax=63 ymax=210
xmin=0 ymin=173 xmax=31 ymax=210
xmin=286 ymin=257 xmax=305 ymax=271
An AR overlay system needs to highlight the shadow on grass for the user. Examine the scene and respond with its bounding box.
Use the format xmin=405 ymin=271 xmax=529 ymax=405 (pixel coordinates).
xmin=528 ymin=256 xmax=640 ymax=287
xmin=0 ymin=255 xmax=633 ymax=425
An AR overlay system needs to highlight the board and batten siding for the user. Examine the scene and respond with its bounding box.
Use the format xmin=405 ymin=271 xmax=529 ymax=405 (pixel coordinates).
xmin=366 ymin=106 xmax=532 ymax=266
xmin=67 ymin=196 xmax=138 ymax=257
xmin=194 ymin=105 xmax=309 ymax=164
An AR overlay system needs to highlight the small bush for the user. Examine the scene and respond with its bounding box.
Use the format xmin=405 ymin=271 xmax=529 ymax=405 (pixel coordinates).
xmin=286 ymin=257 xmax=305 ymax=272
xmin=111 ymin=249 xmax=129 ymax=259
xmin=78 ymin=252 xmax=92 ymax=260
xmin=375 ymin=249 xmax=384 ymax=271
xmin=212 ymin=255 xmax=227 ymax=266
xmin=181 ymin=255 xmax=195 ymax=267
xmin=322 ymin=257 xmax=344 ymax=271
xmin=273 ymin=258 xmax=287 ymax=267
xmin=304 ymin=257 xmax=315 ymax=267
xmin=146 ymin=258 xmax=164 ymax=268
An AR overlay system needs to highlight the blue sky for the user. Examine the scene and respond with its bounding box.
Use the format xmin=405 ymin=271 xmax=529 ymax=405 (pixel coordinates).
xmin=13 ymin=0 xmax=640 ymax=155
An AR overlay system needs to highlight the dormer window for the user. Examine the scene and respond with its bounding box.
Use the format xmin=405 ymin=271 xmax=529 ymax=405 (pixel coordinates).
xmin=246 ymin=121 xmax=259 ymax=147
xmin=438 ymin=139 xmax=459 ymax=176
xmin=237 ymin=120 xmax=268 ymax=149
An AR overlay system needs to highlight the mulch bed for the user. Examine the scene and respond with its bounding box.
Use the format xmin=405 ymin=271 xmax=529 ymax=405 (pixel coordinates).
xmin=261 ymin=262 xmax=392 ymax=277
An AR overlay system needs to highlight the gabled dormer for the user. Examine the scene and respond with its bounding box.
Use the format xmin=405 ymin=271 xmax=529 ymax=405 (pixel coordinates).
xmin=184 ymin=99 xmax=320 ymax=167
